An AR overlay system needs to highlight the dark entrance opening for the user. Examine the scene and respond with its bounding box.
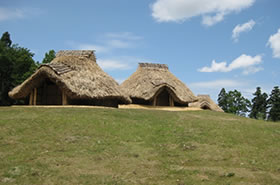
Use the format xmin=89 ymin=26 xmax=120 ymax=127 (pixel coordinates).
xmin=201 ymin=105 xmax=210 ymax=110
xmin=131 ymin=98 xmax=151 ymax=105
xmin=156 ymin=89 xmax=170 ymax=106
xmin=174 ymin=101 xmax=188 ymax=107
xmin=68 ymin=98 xmax=119 ymax=108
xmin=36 ymin=79 xmax=62 ymax=105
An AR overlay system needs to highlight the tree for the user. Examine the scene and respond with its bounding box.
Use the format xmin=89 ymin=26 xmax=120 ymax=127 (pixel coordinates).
xmin=0 ymin=32 xmax=37 ymax=105
xmin=249 ymin=87 xmax=268 ymax=120
xmin=42 ymin=50 xmax=56 ymax=64
xmin=0 ymin=32 xmax=12 ymax=47
xmin=217 ymin=88 xmax=251 ymax=116
xmin=0 ymin=42 xmax=13 ymax=105
xmin=218 ymin=88 xmax=228 ymax=112
xmin=268 ymin=86 xmax=280 ymax=122
xmin=227 ymin=90 xmax=251 ymax=116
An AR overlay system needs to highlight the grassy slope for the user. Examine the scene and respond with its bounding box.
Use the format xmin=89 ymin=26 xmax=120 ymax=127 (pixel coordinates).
xmin=0 ymin=107 xmax=279 ymax=185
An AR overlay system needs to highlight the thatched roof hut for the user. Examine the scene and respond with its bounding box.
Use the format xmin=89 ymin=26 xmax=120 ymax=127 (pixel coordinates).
xmin=9 ymin=50 xmax=131 ymax=107
xmin=189 ymin=95 xmax=223 ymax=112
xmin=120 ymin=63 xmax=197 ymax=106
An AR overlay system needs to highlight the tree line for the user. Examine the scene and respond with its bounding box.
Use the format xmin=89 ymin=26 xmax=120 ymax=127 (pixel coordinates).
xmin=218 ymin=87 xmax=280 ymax=122
xmin=0 ymin=32 xmax=55 ymax=105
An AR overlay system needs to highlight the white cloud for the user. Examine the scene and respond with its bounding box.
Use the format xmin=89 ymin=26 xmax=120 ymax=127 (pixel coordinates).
xmin=97 ymin=59 xmax=131 ymax=70
xmin=202 ymin=12 xmax=225 ymax=26
xmin=242 ymin=66 xmax=263 ymax=75
xmin=68 ymin=32 xmax=145 ymax=71
xmin=151 ymin=0 xmax=255 ymax=26
xmin=189 ymin=79 xmax=248 ymax=102
xmin=190 ymin=79 xmax=245 ymax=89
xmin=229 ymin=54 xmax=262 ymax=70
xmin=0 ymin=7 xmax=42 ymax=22
xmin=77 ymin=44 xmax=109 ymax=53
xmin=232 ymin=20 xmax=256 ymax=42
xmin=73 ymin=32 xmax=142 ymax=54
xmin=198 ymin=54 xmax=262 ymax=74
xmin=105 ymin=32 xmax=142 ymax=40
xmin=0 ymin=7 xmax=24 ymax=21
xmin=267 ymin=28 xmax=280 ymax=59
xmin=97 ymin=56 xmax=149 ymax=71
xmin=107 ymin=39 xmax=131 ymax=48
xmin=199 ymin=60 xmax=228 ymax=72
xmin=190 ymin=80 xmax=274 ymax=103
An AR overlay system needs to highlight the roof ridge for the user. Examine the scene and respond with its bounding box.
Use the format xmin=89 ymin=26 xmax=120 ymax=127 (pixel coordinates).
xmin=56 ymin=50 xmax=96 ymax=61
xmin=139 ymin=63 xmax=168 ymax=70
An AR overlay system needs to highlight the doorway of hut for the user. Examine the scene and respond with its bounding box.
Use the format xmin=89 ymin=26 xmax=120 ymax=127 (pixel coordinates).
xmin=35 ymin=78 xmax=62 ymax=105
xmin=201 ymin=104 xmax=210 ymax=110
xmin=155 ymin=88 xmax=172 ymax=106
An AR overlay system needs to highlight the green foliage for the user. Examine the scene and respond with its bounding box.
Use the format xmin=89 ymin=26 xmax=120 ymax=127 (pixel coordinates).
xmin=0 ymin=32 xmax=38 ymax=105
xmin=268 ymin=86 xmax=280 ymax=122
xmin=218 ymin=88 xmax=251 ymax=116
xmin=0 ymin=42 xmax=13 ymax=105
xmin=227 ymin=90 xmax=251 ymax=116
xmin=249 ymin=87 xmax=268 ymax=120
xmin=218 ymin=88 xmax=227 ymax=111
xmin=42 ymin=49 xmax=56 ymax=64
xmin=0 ymin=32 xmax=12 ymax=47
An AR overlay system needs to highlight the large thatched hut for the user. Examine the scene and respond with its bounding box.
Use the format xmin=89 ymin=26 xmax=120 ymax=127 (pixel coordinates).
xmin=120 ymin=63 xmax=197 ymax=107
xmin=189 ymin=95 xmax=223 ymax=112
xmin=9 ymin=50 xmax=131 ymax=107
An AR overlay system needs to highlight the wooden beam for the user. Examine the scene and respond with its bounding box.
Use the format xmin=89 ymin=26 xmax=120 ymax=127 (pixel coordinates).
xmin=43 ymin=82 xmax=47 ymax=105
xmin=169 ymin=95 xmax=174 ymax=107
xmin=153 ymin=88 xmax=164 ymax=106
xmin=33 ymin=88 xmax=37 ymax=105
xmin=62 ymin=91 xmax=68 ymax=105
xmin=153 ymin=96 xmax=156 ymax=106
xmin=29 ymin=90 xmax=33 ymax=105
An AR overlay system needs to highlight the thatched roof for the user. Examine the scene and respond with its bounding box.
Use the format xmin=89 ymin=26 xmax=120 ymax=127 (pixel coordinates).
xmin=189 ymin=95 xmax=223 ymax=112
xmin=9 ymin=50 xmax=131 ymax=104
xmin=120 ymin=63 xmax=197 ymax=104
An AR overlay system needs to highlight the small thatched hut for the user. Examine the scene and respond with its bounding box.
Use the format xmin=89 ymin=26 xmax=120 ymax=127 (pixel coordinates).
xmin=120 ymin=63 xmax=198 ymax=107
xmin=9 ymin=50 xmax=131 ymax=107
xmin=189 ymin=95 xmax=223 ymax=112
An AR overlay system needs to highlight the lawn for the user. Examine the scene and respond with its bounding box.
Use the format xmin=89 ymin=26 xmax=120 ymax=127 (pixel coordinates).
xmin=0 ymin=107 xmax=279 ymax=184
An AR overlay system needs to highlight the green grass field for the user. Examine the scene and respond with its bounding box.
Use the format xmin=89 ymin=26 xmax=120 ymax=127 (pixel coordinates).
xmin=0 ymin=107 xmax=279 ymax=185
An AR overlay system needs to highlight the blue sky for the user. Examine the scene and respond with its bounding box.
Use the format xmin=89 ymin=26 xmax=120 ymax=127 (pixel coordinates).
xmin=1 ymin=0 xmax=279 ymax=101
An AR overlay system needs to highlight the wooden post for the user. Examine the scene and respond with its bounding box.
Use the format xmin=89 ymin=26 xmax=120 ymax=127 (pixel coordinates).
xmin=169 ymin=95 xmax=174 ymax=107
xmin=33 ymin=88 xmax=37 ymax=105
xmin=153 ymin=96 xmax=157 ymax=106
xmin=29 ymin=90 xmax=33 ymax=105
xmin=62 ymin=91 xmax=68 ymax=105
xmin=43 ymin=83 xmax=47 ymax=105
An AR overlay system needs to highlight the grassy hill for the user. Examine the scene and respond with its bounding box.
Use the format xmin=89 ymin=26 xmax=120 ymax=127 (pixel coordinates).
xmin=0 ymin=107 xmax=279 ymax=185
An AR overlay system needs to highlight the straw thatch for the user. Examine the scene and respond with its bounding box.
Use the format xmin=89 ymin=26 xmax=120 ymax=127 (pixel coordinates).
xmin=9 ymin=50 xmax=131 ymax=106
xmin=189 ymin=95 xmax=224 ymax=112
xmin=120 ymin=63 xmax=197 ymax=106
